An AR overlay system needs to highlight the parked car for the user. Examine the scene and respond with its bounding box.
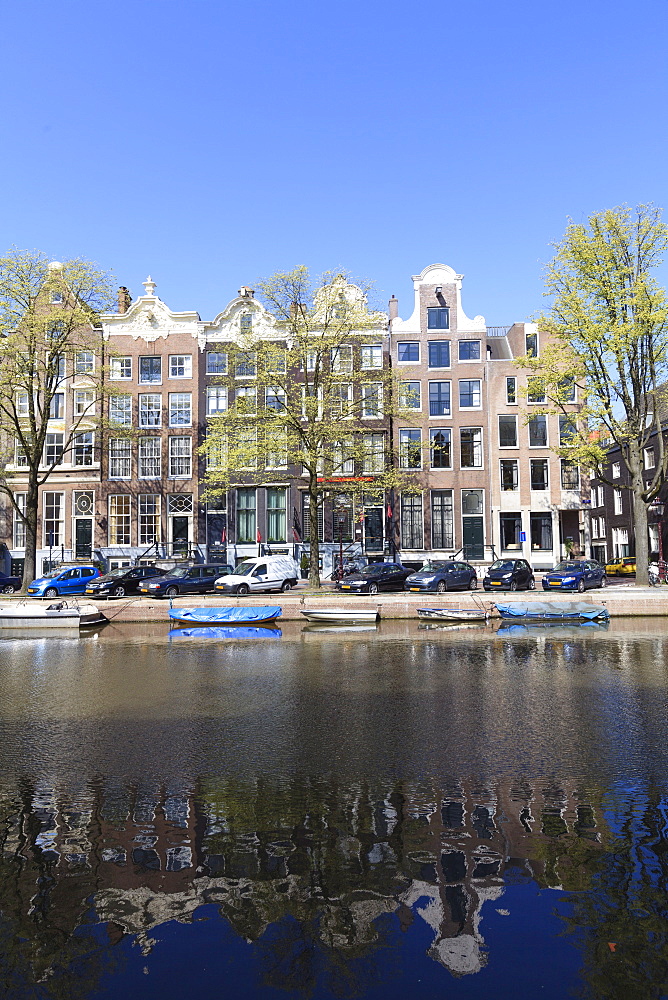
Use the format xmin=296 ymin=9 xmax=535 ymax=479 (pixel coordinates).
xmin=405 ymin=560 xmax=478 ymax=593
xmin=27 ymin=565 xmax=101 ymax=598
xmin=605 ymin=556 xmax=636 ymax=576
xmin=215 ymin=556 xmax=300 ymax=595
xmin=483 ymin=559 xmax=535 ymax=592
xmin=337 ymin=562 xmax=412 ymax=595
xmin=542 ymin=560 xmax=607 ymax=592
xmin=85 ymin=565 xmax=164 ymax=598
xmin=138 ymin=564 xmax=234 ymax=597
xmin=0 ymin=573 xmax=22 ymax=594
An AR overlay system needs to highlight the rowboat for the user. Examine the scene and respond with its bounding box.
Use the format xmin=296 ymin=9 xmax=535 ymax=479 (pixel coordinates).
xmin=300 ymin=608 xmax=379 ymax=624
xmin=0 ymin=600 xmax=107 ymax=629
xmin=417 ymin=607 xmax=492 ymax=623
xmin=494 ymin=601 xmax=609 ymax=622
xmin=168 ymin=606 xmax=282 ymax=627
xmin=169 ymin=625 xmax=282 ymax=639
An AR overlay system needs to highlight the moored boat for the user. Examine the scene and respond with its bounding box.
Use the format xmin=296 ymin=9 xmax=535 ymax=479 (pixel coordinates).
xmin=0 ymin=600 xmax=107 ymax=629
xmin=300 ymin=608 xmax=379 ymax=623
xmin=417 ymin=607 xmax=492 ymax=623
xmin=168 ymin=606 xmax=282 ymax=627
xmin=169 ymin=625 xmax=282 ymax=639
xmin=494 ymin=600 xmax=609 ymax=622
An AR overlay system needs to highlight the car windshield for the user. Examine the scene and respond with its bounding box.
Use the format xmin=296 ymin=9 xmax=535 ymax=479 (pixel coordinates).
xmin=103 ymin=568 xmax=130 ymax=579
xmin=39 ymin=570 xmax=63 ymax=580
xmin=235 ymin=562 xmax=257 ymax=576
xmin=420 ymin=561 xmax=447 ymax=572
xmin=163 ymin=568 xmax=190 ymax=580
xmin=554 ymin=562 xmax=581 ymax=572
xmin=361 ymin=565 xmax=387 ymax=576
xmin=490 ymin=560 xmax=515 ymax=572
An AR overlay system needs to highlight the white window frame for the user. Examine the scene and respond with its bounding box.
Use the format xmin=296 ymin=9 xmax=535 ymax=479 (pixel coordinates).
xmin=168 ymin=436 xmax=192 ymax=478
xmin=397 ymin=342 xmax=420 ymax=365
xmin=13 ymin=493 xmax=26 ymax=548
xmin=206 ymin=351 xmax=228 ymax=375
xmin=73 ymin=431 xmax=94 ymax=467
xmin=612 ymin=461 xmax=621 ymax=479
xmin=109 ymin=438 xmax=132 ymax=479
xmin=110 ymin=395 xmax=132 ymax=426
xmin=108 ymin=494 xmax=132 ymax=546
xmin=614 ymin=489 xmax=623 ymax=515
xmin=110 ymin=357 xmax=132 ymax=380
xmin=169 ymin=354 xmax=192 ymax=379
xmin=400 ymin=381 xmax=421 ymax=410
xmin=361 ymin=344 xmax=383 ymax=369
xmin=362 ymin=383 xmax=383 ymax=418
xmin=458 ymin=379 xmax=482 ymax=409
xmin=168 ymin=392 xmax=192 ymax=427
xmin=138 ymin=437 xmax=162 ymax=479
xmin=74 ymin=390 xmax=95 ymax=417
xmin=139 ymin=393 xmax=162 ymax=428
xmin=74 ymin=351 xmax=95 ymax=375
xmin=206 ymin=386 xmax=228 ymax=416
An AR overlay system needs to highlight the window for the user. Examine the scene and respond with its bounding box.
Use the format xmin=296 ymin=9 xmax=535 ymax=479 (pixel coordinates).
xmin=206 ymin=351 xmax=228 ymax=374
xmin=612 ymin=461 xmax=621 ymax=479
xmin=139 ymin=357 xmax=162 ymax=383
xmin=429 ymin=381 xmax=451 ymax=416
xmin=430 ymin=428 xmax=451 ymax=469
xmin=44 ymin=432 xmax=64 ymax=466
xmin=400 ymin=381 xmax=421 ymax=409
xmin=267 ymin=487 xmax=286 ymax=543
xmin=559 ymin=377 xmax=576 ymax=402
xmin=527 ymin=377 xmax=546 ymax=403
xmin=561 ymin=461 xmax=580 ymax=490
xmin=43 ymin=492 xmax=64 ymax=547
xmin=530 ymin=512 xmax=552 ymax=550
xmin=15 ymin=439 xmax=28 ymax=467
xmin=427 ymin=307 xmax=449 ymax=330
xmin=265 ymin=347 xmax=287 ymax=374
xmin=528 ymin=415 xmax=548 ymax=447
xmin=459 ymin=379 xmax=481 ymax=408
xmin=50 ymin=291 xmax=63 ymax=304
xmin=460 ymin=428 xmax=482 ymax=468
xmin=138 ymin=437 xmax=161 ymax=478
xmin=240 ymin=313 xmax=252 ymax=332
xmin=400 ymin=429 xmax=422 ymax=469
xmin=500 ymin=513 xmax=522 ymax=549
xmin=397 ymin=342 xmax=419 ymax=363
xmin=109 ymin=438 xmax=131 ymax=478
xmin=428 ymin=341 xmax=450 ymax=368
xmin=506 ymin=377 xmax=517 ymax=404
xmin=613 ymin=526 xmax=629 ymax=557
xmin=525 ymin=332 xmax=538 ymax=357
xmin=16 ymin=392 xmax=29 ymax=418
xmin=237 ymin=426 xmax=258 ymax=468
xmin=265 ymin=387 xmax=286 ymax=412
xmin=75 ymin=351 xmax=94 ymax=374
xmin=363 ymin=433 xmax=384 ymax=473
xmin=109 ymin=495 xmax=131 ymax=545
xmin=110 ymin=357 xmax=132 ymax=380
xmin=559 ymin=415 xmax=577 ymax=445
xmin=598 ymin=485 xmax=605 ymax=508
xmin=330 ymin=345 xmax=353 ymax=373
xmin=458 ymin=340 xmax=480 ymax=361
xmin=361 ymin=344 xmax=382 ymax=369
xmin=530 ymin=459 xmax=549 ymax=490
xmin=139 ymin=495 xmax=160 ymax=546
xmin=49 ymin=393 xmax=64 ymax=419
xmin=110 ymin=395 xmax=132 ymax=426
xmin=332 ymin=438 xmax=354 ymax=475
xmin=207 ymin=387 xmax=228 ymax=415
xmin=237 ymin=488 xmax=256 ymax=543
xmin=169 ymin=355 xmax=192 ymax=378
xmin=498 ymin=415 xmax=517 ymax=448
xmin=362 ymin=383 xmax=382 ymax=417
xmin=13 ymin=493 xmax=26 ymax=548
xmin=614 ymin=489 xmax=623 ymax=515
xmin=599 ymin=517 xmax=606 ymax=539
xmin=644 ymin=446 xmax=655 ymax=469
xmin=330 ymin=383 xmax=352 ymax=418
xmin=235 ymin=385 xmax=256 ymax=414
xmin=401 ymin=494 xmax=423 ymax=548
xmin=301 ymin=492 xmax=324 ymax=542
xmin=74 ymin=390 xmax=95 ymax=416
xmin=169 ymin=437 xmax=192 ymax=478
xmin=73 ymin=432 xmax=93 ymax=466
xmin=431 ymin=490 xmax=454 ymax=549
xmin=169 ymin=392 xmax=192 ymax=427
xmin=303 ymin=350 xmax=318 ymax=373
xmin=500 ymin=459 xmax=518 ymax=491
xmin=139 ymin=394 xmax=162 ymax=427
xmin=265 ymin=427 xmax=287 ymax=468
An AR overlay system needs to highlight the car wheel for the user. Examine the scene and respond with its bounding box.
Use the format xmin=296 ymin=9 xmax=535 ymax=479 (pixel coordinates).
xmin=44 ymin=588 xmax=58 ymax=598
xmin=281 ymin=580 xmax=292 ymax=592
xmin=600 ymin=576 xmax=606 ymax=588
xmin=510 ymin=581 xmax=518 ymax=592
xmin=469 ymin=577 xmax=478 ymax=591
xmin=528 ymin=578 xmax=536 ymax=591
xmin=165 ymin=586 xmax=179 ymax=598
xmin=237 ymin=584 xmax=250 ymax=596
xmin=368 ymin=583 xmax=379 ymax=595
xmin=436 ymin=580 xmax=446 ymax=594
xmin=577 ymin=579 xmax=585 ymax=593
xmin=112 ymin=585 xmax=126 ymax=597
xmin=2 ymin=584 xmax=15 ymax=594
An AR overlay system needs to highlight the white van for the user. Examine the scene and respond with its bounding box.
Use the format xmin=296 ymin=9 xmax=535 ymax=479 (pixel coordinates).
xmin=214 ymin=555 xmax=299 ymax=595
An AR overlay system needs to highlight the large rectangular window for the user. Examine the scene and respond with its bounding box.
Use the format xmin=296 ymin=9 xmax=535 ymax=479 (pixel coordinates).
xmin=206 ymin=351 xmax=228 ymax=374
xmin=530 ymin=459 xmax=549 ymax=490
xmin=73 ymin=432 xmax=93 ymax=466
xmin=498 ymin=414 xmax=517 ymax=447
xmin=401 ymin=494 xmax=423 ymax=548
xmin=235 ymin=351 xmax=256 ymax=377
xmin=138 ymin=437 xmax=161 ymax=478
xmin=75 ymin=351 xmax=94 ymax=374
xmin=400 ymin=428 xmax=422 ymax=469
xmin=139 ymin=495 xmax=160 ymax=546
xmin=168 ymin=437 xmax=192 ymax=478
xmin=559 ymin=415 xmax=577 ymax=445
xmin=301 ymin=492 xmax=324 ymax=542
xmin=110 ymin=356 xmax=132 ymax=380
xmin=500 ymin=513 xmax=522 ymax=549
xmin=43 ymin=492 xmax=65 ymax=547
xmin=397 ymin=342 xmax=419 ymax=363
xmin=169 ymin=355 xmax=192 ymax=378
xmin=139 ymin=393 xmax=162 ymax=427
xmin=110 ymin=395 xmax=132 ymax=426
xmin=561 ymin=461 xmax=579 ymax=490
xmin=431 ymin=490 xmax=453 ymax=549
xmin=429 ymin=381 xmax=451 ymax=416
xmin=361 ymin=344 xmax=382 ymax=369
xmin=363 ymin=433 xmax=384 ymax=474
xmin=207 ymin=386 xmax=228 ymax=415
xmin=427 ymin=307 xmax=449 ymax=330
xmin=44 ymin=433 xmax=64 ymax=466
xmin=458 ymin=340 xmax=480 ymax=361
xmin=525 ymin=332 xmax=538 ymax=357
xmin=530 ymin=513 xmax=552 ymax=550
xmin=400 ymin=381 xmax=421 ymax=409
xmin=49 ymin=393 xmax=64 ymax=419
xmin=332 ymin=438 xmax=354 ymax=476
xmin=330 ymin=383 xmax=352 ymax=418
xmin=500 ymin=459 xmax=518 ymax=491
xmin=237 ymin=488 xmax=256 ymax=543
xmin=527 ymin=377 xmax=546 ymax=403
xmin=13 ymin=493 xmax=26 ymax=548
xmin=459 ymin=380 xmax=481 ymax=408
xmin=109 ymin=438 xmax=131 ymax=479
xmin=168 ymin=392 xmax=192 ymax=427
xmin=108 ymin=495 xmax=131 ymax=545
xmin=265 ymin=386 xmax=287 ymax=412
xmin=74 ymin=390 xmax=95 ymax=416
xmin=430 ymin=428 xmax=452 ymax=469
xmin=428 ymin=341 xmax=450 ymax=367
xmin=460 ymin=428 xmax=482 ymax=468
xmin=362 ymin=383 xmax=382 ymax=417
xmin=139 ymin=356 xmax=162 ymax=383
xmin=267 ymin=488 xmax=286 ymax=543
xmin=330 ymin=346 xmax=353 ymax=372
xmin=528 ymin=415 xmax=547 ymax=447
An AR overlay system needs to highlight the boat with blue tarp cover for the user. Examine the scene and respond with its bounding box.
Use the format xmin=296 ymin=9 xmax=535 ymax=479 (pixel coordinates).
xmin=494 ymin=600 xmax=609 ymax=622
xmin=168 ymin=606 xmax=282 ymax=627
xmin=169 ymin=625 xmax=282 ymax=639
xmin=496 ymin=620 xmax=609 ymax=635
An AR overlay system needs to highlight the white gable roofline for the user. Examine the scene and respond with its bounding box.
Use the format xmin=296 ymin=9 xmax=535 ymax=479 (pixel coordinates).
xmin=101 ymin=276 xmax=200 ymax=342
xmin=392 ymin=262 xmax=486 ymax=334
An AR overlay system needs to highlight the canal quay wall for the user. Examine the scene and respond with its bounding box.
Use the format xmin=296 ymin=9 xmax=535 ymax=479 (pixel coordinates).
xmin=69 ymin=586 xmax=668 ymax=622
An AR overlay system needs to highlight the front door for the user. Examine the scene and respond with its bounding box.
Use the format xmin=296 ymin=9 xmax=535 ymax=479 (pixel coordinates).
xmin=171 ymin=516 xmax=189 ymax=556
xmin=75 ymin=518 xmax=92 ymax=559
xmin=463 ymin=517 xmax=484 ymax=560
xmin=364 ymin=508 xmax=384 ymax=553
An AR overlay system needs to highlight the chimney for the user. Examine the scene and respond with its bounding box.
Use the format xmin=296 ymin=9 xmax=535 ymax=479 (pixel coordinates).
xmin=117 ymin=286 xmax=131 ymax=314
xmin=388 ymin=295 xmax=398 ymax=320
xmin=238 ymin=286 xmax=254 ymax=298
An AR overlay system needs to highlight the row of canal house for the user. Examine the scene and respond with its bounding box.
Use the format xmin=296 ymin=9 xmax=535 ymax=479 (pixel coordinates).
xmin=0 ymin=263 xmax=586 ymax=579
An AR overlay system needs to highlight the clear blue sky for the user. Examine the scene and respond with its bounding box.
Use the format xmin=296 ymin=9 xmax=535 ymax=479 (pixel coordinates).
xmin=2 ymin=0 xmax=666 ymax=324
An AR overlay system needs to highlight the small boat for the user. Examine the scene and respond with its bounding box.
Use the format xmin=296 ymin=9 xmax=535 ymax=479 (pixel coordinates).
xmin=301 ymin=623 xmax=378 ymax=633
xmin=494 ymin=601 xmax=609 ymax=622
xmin=0 ymin=600 xmax=107 ymax=629
xmin=169 ymin=625 xmax=282 ymax=640
xmin=496 ymin=620 xmax=609 ymax=635
xmin=417 ymin=607 xmax=492 ymax=623
xmin=300 ymin=608 xmax=379 ymax=624
xmin=168 ymin=606 xmax=282 ymax=627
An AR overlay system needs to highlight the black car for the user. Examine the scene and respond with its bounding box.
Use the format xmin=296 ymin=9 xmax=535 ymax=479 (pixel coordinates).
xmin=138 ymin=563 xmax=234 ymax=597
xmin=404 ymin=560 xmax=478 ymax=593
xmin=483 ymin=559 xmax=535 ymax=592
xmin=0 ymin=573 xmax=21 ymax=594
xmin=336 ymin=562 xmax=412 ymax=595
xmin=85 ymin=565 xmax=164 ymax=598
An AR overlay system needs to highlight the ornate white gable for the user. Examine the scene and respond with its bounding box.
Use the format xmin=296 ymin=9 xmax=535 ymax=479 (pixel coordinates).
xmin=101 ymin=278 xmax=200 ymax=343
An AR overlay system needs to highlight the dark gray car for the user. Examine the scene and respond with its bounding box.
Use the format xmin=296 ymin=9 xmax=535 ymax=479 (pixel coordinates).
xmin=138 ymin=564 xmax=234 ymax=597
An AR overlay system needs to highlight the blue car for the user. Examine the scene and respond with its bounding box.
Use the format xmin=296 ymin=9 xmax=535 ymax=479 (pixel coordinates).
xmin=27 ymin=565 xmax=100 ymax=598
xmin=542 ymin=560 xmax=607 ymax=593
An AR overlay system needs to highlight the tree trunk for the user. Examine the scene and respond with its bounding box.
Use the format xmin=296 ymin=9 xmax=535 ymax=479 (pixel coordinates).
xmin=307 ymin=475 xmax=321 ymax=588
xmin=21 ymin=479 xmax=40 ymax=594
xmin=633 ymin=484 xmax=650 ymax=586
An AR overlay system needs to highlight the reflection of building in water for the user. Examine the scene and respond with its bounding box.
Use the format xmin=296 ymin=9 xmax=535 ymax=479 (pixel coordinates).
xmin=0 ymin=774 xmax=607 ymax=983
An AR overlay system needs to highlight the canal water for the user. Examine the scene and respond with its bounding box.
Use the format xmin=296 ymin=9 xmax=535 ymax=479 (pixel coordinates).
xmin=1 ymin=619 xmax=667 ymax=999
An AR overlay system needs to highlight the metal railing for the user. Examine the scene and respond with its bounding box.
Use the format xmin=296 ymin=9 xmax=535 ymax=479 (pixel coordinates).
xmin=486 ymin=326 xmax=511 ymax=338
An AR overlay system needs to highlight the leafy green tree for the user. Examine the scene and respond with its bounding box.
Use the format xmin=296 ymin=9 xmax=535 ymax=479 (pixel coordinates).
xmin=0 ymin=250 xmax=114 ymax=589
xmin=202 ymin=267 xmax=416 ymax=586
xmin=520 ymin=206 xmax=668 ymax=584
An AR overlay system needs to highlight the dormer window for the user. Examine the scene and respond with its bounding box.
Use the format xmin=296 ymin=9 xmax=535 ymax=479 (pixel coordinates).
xmin=240 ymin=313 xmax=253 ymax=332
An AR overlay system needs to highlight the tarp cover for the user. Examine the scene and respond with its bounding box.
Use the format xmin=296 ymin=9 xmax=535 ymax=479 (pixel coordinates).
xmin=495 ymin=601 xmax=609 ymax=621
xmin=169 ymin=626 xmax=282 ymax=639
xmin=168 ymin=606 xmax=282 ymax=625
